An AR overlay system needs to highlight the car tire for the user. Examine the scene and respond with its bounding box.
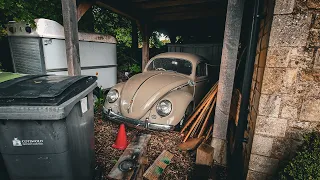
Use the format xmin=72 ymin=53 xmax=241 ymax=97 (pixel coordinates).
xmin=175 ymin=103 xmax=193 ymax=131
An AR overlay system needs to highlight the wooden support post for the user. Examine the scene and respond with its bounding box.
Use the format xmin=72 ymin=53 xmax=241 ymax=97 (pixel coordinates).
xmin=141 ymin=24 xmax=149 ymax=70
xmin=211 ymin=0 xmax=245 ymax=166
xmin=77 ymin=3 xmax=92 ymax=21
xmin=132 ymin=21 xmax=138 ymax=63
xmin=61 ymin=0 xmax=81 ymax=76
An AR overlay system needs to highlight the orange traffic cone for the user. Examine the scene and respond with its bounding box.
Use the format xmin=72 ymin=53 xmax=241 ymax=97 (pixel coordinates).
xmin=112 ymin=124 xmax=128 ymax=150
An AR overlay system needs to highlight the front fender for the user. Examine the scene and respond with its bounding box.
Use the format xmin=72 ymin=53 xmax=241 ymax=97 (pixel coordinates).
xmin=148 ymin=90 xmax=193 ymax=126
xmin=103 ymin=82 xmax=125 ymax=113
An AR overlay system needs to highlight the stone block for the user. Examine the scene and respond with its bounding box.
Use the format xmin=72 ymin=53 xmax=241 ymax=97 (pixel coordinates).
xmin=295 ymin=0 xmax=309 ymax=12
xmin=266 ymin=47 xmax=291 ymax=68
xmin=251 ymin=135 xmax=274 ymax=156
xmin=269 ymin=14 xmax=312 ymax=47
xmin=315 ymin=48 xmax=320 ymax=69
xmin=261 ymin=68 xmax=286 ymax=94
xmin=271 ymin=138 xmax=291 ymax=160
xmin=255 ymin=116 xmax=288 ymax=137
xmin=307 ymin=0 xmax=320 ymax=9
xmin=280 ymin=68 xmax=298 ymax=94
xmin=308 ymin=29 xmax=320 ymax=47
xmin=299 ymin=68 xmax=320 ymax=82
xmin=286 ymin=127 xmax=306 ymax=140
xmin=246 ymin=170 xmax=268 ymax=180
xmin=281 ymin=106 xmax=298 ymax=119
xmin=312 ymin=14 xmax=320 ymax=29
xmin=288 ymin=47 xmax=314 ymax=69
xmin=280 ymin=95 xmax=300 ymax=119
xmin=288 ymin=120 xmax=312 ymax=129
xmin=258 ymin=94 xmax=281 ymax=118
xmin=274 ymin=0 xmax=295 ymax=14
xmin=248 ymin=154 xmax=279 ymax=174
xmin=296 ymin=70 xmax=320 ymax=96
xmin=300 ymin=97 xmax=320 ymax=122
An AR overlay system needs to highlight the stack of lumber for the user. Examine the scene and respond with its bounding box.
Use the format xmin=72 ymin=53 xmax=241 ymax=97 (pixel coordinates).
xmin=179 ymin=82 xmax=218 ymax=148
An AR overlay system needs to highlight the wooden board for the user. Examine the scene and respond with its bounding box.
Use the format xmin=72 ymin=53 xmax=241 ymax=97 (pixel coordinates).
xmin=178 ymin=137 xmax=204 ymax=151
xmin=107 ymin=134 xmax=151 ymax=180
xmin=143 ymin=150 xmax=174 ymax=180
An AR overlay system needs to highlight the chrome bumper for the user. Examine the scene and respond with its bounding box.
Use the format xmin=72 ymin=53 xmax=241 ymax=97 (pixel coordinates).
xmin=103 ymin=107 xmax=175 ymax=131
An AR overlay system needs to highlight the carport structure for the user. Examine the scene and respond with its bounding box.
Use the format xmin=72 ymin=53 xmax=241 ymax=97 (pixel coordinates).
xmin=61 ymin=0 xmax=260 ymax=179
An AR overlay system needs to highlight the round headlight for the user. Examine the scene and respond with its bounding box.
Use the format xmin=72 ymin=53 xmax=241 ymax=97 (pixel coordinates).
xmin=106 ymin=89 xmax=119 ymax=103
xmin=156 ymin=100 xmax=172 ymax=117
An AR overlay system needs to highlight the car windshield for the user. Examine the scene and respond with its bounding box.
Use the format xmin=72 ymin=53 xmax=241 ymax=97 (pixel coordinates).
xmin=147 ymin=58 xmax=192 ymax=75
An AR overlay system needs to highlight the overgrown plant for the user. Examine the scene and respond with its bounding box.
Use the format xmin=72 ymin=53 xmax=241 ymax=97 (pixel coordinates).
xmin=94 ymin=87 xmax=106 ymax=113
xmin=279 ymin=131 xmax=320 ymax=180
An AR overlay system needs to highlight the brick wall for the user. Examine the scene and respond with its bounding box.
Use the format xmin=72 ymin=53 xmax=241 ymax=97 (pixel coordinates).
xmin=247 ymin=0 xmax=320 ymax=179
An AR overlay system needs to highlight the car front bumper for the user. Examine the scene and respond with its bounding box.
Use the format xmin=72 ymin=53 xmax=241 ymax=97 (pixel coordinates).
xmin=103 ymin=107 xmax=175 ymax=131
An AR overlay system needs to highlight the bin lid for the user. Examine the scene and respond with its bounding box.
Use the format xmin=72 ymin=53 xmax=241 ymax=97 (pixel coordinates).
xmin=0 ymin=75 xmax=97 ymax=106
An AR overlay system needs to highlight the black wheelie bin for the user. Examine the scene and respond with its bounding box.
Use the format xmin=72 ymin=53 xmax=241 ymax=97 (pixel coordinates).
xmin=0 ymin=75 xmax=97 ymax=180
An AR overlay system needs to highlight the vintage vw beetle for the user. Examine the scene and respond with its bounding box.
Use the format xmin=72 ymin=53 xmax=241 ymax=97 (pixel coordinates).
xmin=103 ymin=52 xmax=210 ymax=130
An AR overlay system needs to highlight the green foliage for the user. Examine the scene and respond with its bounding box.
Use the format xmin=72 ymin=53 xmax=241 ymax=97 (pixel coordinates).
xmin=0 ymin=0 xmax=62 ymax=37
xmin=118 ymin=63 xmax=141 ymax=74
xmin=279 ymin=132 xmax=320 ymax=180
xmin=94 ymin=87 xmax=106 ymax=112
xmin=92 ymin=6 xmax=133 ymax=47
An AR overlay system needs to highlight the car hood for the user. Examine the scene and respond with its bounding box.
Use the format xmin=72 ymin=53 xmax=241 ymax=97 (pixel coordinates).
xmin=120 ymin=71 xmax=190 ymax=119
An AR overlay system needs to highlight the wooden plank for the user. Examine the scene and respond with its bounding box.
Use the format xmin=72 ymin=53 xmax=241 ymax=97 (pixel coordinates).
xmin=178 ymin=137 xmax=204 ymax=151
xmin=135 ymin=0 xmax=215 ymax=9
xmin=107 ymin=134 xmax=151 ymax=180
xmin=77 ymin=3 xmax=92 ymax=21
xmin=61 ymin=0 xmax=81 ymax=75
xmin=196 ymin=143 xmax=214 ymax=166
xmin=143 ymin=150 xmax=174 ymax=180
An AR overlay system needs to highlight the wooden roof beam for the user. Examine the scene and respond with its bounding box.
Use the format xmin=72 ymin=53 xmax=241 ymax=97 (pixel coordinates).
xmin=152 ymin=10 xmax=225 ymax=21
xmin=135 ymin=0 xmax=219 ymax=9
xmin=96 ymin=1 xmax=139 ymax=21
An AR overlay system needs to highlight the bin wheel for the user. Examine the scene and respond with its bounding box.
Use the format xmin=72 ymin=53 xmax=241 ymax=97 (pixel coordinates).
xmin=93 ymin=88 xmax=101 ymax=104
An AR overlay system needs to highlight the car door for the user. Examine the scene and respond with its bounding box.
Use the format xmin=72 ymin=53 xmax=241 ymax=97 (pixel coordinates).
xmin=194 ymin=62 xmax=209 ymax=105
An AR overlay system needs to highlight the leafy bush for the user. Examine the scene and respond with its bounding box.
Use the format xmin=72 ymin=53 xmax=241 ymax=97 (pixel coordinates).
xmin=279 ymin=132 xmax=320 ymax=180
xmin=94 ymin=87 xmax=106 ymax=113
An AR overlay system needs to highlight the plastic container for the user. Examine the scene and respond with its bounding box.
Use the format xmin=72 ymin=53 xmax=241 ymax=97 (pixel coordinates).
xmin=0 ymin=75 xmax=97 ymax=180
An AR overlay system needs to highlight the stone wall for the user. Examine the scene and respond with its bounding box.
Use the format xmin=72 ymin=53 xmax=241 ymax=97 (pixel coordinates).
xmin=247 ymin=0 xmax=320 ymax=179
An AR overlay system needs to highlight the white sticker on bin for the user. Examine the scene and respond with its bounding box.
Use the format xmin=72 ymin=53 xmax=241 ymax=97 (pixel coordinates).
xmin=12 ymin=138 xmax=44 ymax=146
xmin=81 ymin=97 xmax=88 ymax=113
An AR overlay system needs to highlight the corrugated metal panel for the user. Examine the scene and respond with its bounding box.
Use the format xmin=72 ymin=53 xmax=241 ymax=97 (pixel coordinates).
xmin=167 ymin=44 xmax=222 ymax=65
xmin=9 ymin=37 xmax=44 ymax=74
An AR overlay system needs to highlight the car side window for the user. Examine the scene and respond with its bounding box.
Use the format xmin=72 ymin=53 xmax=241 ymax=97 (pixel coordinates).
xmin=196 ymin=62 xmax=207 ymax=77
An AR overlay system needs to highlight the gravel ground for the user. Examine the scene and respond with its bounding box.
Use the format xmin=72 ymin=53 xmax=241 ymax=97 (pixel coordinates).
xmin=94 ymin=110 xmax=195 ymax=180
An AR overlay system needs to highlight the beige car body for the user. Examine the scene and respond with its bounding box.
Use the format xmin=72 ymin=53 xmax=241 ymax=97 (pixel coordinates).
xmin=104 ymin=52 xmax=210 ymax=129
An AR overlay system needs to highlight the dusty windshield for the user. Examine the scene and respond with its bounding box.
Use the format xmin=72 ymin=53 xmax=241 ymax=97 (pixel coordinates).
xmin=147 ymin=58 xmax=192 ymax=75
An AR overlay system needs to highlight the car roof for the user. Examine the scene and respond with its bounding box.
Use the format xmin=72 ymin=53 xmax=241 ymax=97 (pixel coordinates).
xmin=150 ymin=52 xmax=206 ymax=65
